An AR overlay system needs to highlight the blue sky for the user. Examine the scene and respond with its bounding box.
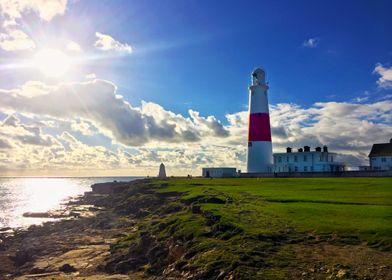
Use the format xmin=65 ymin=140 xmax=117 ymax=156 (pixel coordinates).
xmin=0 ymin=0 xmax=391 ymax=175
xmin=65 ymin=0 xmax=392 ymax=118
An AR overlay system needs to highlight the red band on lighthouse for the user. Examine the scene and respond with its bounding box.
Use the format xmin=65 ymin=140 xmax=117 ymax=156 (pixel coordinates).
xmin=248 ymin=113 xmax=272 ymax=141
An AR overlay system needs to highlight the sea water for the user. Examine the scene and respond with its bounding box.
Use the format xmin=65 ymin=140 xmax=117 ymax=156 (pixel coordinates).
xmin=0 ymin=177 xmax=142 ymax=229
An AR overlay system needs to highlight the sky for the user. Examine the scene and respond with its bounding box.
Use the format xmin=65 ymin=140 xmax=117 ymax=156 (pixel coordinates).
xmin=0 ymin=0 xmax=391 ymax=176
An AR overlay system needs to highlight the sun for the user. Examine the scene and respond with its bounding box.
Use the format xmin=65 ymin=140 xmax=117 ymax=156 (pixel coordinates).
xmin=33 ymin=48 xmax=71 ymax=77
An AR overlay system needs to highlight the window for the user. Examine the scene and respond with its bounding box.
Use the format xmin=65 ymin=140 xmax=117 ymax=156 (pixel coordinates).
xmin=278 ymin=156 xmax=282 ymax=163
xmin=320 ymin=156 xmax=322 ymax=161
xmin=287 ymin=156 xmax=289 ymax=162
xmin=311 ymin=166 xmax=314 ymax=171
xmin=304 ymin=166 xmax=308 ymax=172
xmin=294 ymin=166 xmax=298 ymax=172
xmin=304 ymin=155 xmax=307 ymax=162
xmin=294 ymin=156 xmax=298 ymax=162
xmin=331 ymin=156 xmax=334 ymax=162
xmin=382 ymin=158 xmax=386 ymax=162
xmin=248 ymin=142 xmax=252 ymax=147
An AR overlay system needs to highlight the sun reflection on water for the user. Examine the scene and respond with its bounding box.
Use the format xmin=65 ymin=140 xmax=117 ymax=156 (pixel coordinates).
xmin=0 ymin=178 xmax=91 ymax=228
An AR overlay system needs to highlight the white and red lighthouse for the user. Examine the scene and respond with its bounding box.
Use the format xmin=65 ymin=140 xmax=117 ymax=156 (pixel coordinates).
xmin=247 ymin=68 xmax=273 ymax=173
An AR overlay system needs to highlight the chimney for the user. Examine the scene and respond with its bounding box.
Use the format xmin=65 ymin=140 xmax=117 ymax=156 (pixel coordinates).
xmin=304 ymin=146 xmax=310 ymax=152
xmin=298 ymin=148 xmax=303 ymax=152
xmin=286 ymin=147 xmax=292 ymax=153
xmin=315 ymin=147 xmax=322 ymax=152
xmin=323 ymin=146 xmax=328 ymax=152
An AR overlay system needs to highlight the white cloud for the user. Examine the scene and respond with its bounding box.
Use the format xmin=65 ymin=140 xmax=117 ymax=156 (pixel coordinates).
xmin=189 ymin=109 xmax=229 ymax=137
xmin=66 ymin=40 xmax=81 ymax=52
xmin=0 ymin=79 xmax=391 ymax=175
xmin=0 ymin=29 xmax=35 ymax=51
xmin=85 ymin=73 xmax=96 ymax=79
xmin=0 ymin=80 xmax=227 ymax=146
xmin=0 ymin=0 xmax=67 ymax=22
xmin=94 ymin=32 xmax=132 ymax=53
xmin=374 ymin=63 xmax=392 ymax=88
xmin=303 ymin=37 xmax=319 ymax=48
xmin=0 ymin=0 xmax=68 ymax=51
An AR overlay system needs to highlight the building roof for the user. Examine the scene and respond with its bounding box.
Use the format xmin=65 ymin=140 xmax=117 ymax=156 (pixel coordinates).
xmin=273 ymin=151 xmax=336 ymax=155
xmin=369 ymin=142 xmax=392 ymax=157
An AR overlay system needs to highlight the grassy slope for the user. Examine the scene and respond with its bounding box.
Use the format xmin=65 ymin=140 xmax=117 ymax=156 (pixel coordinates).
xmin=112 ymin=177 xmax=391 ymax=279
xmin=155 ymin=178 xmax=392 ymax=246
xmin=152 ymin=178 xmax=392 ymax=278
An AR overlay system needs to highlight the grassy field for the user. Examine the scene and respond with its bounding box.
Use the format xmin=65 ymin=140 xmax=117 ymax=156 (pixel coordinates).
xmin=110 ymin=177 xmax=392 ymax=279
xmin=155 ymin=178 xmax=392 ymax=246
xmin=147 ymin=178 xmax=392 ymax=278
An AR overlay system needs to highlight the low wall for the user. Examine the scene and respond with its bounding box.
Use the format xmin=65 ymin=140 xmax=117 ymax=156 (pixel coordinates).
xmin=239 ymin=170 xmax=392 ymax=178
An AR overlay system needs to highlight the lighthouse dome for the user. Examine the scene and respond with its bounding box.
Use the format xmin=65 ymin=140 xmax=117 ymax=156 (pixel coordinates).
xmin=251 ymin=68 xmax=266 ymax=85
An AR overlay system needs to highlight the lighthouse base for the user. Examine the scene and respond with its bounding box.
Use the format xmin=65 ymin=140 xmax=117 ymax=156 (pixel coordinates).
xmin=247 ymin=141 xmax=273 ymax=173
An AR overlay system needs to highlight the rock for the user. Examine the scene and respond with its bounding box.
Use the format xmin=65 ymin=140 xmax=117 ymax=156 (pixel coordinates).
xmin=336 ymin=269 xmax=349 ymax=278
xmin=167 ymin=244 xmax=185 ymax=263
xmin=23 ymin=212 xmax=50 ymax=218
xmin=191 ymin=205 xmax=202 ymax=214
xmin=59 ymin=263 xmax=77 ymax=273
xmin=91 ymin=182 xmax=129 ymax=194
xmin=11 ymin=249 xmax=35 ymax=266
xmin=0 ymin=227 xmax=12 ymax=232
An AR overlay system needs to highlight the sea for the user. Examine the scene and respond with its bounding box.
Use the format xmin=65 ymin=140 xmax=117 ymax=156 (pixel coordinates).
xmin=0 ymin=177 xmax=142 ymax=229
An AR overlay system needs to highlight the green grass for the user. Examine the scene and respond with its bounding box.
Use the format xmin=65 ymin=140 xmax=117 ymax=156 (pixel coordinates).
xmin=154 ymin=178 xmax=392 ymax=246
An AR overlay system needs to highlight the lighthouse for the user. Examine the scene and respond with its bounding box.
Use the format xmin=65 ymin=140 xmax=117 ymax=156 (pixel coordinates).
xmin=247 ymin=68 xmax=273 ymax=173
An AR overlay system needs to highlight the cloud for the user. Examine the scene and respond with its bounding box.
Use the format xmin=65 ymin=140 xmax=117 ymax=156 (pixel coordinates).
xmin=0 ymin=138 xmax=12 ymax=149
xmin=85 ymin=73 xmax=96 ymax=79
xmin=0 ymin=29 xmax=35 ymax=51
xmin=374 ymin=63 xmax=392 ymax=88
xmin=189 ymin=110 xmax=229 ymax=137
xmin=0 ymin=80 xmax=227 ymax=146
xmin=303 ymin=37 xmax=319 ymax=48
xmin=0 ymin=78 xmax=391 ymax=175
xmin=94 ymin=32 xmax=132 ymax=53
xmin=66 ymin=40 xmax=81 ymax=52
xmin=0 ymin=0 xmax=68 ymax=51
xmin=1 ymin=114 xmax=57 ymax=146
xmin=0 ymin=0 xmax=67 ymax=22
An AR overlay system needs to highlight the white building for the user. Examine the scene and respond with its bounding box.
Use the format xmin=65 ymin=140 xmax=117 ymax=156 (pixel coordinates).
xmin=368 ymin=139 xmax=392 ymax=171
xmin=273 ymin=146 xmax=345 ymax=173
xmin=202 ymin=168 xmax=237 ymax=178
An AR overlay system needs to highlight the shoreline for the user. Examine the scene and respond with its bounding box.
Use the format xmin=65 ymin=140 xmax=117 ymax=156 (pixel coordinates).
xmin=0 ymin=177 xmax=144 ymax=231
xmin=0 ymin=179 xmax=148 ymax=279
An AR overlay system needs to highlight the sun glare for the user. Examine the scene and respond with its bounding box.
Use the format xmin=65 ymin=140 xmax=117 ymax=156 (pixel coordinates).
xmin=33 ymin=48 xmax=71 ymax=77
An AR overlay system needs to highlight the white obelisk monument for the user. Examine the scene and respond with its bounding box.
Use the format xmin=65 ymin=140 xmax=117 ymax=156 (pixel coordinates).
xmin=158 ymin=163 xmax=167 ymax=178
